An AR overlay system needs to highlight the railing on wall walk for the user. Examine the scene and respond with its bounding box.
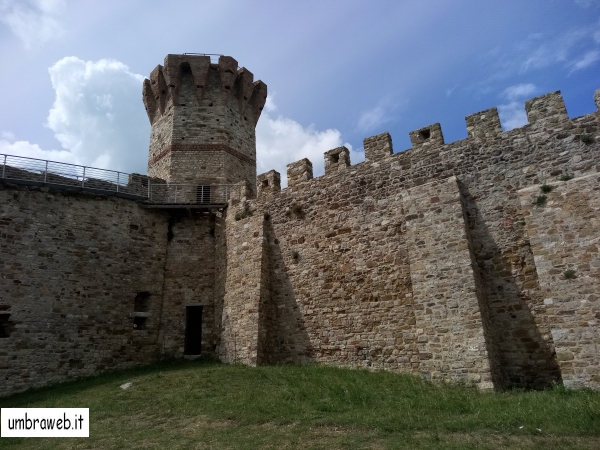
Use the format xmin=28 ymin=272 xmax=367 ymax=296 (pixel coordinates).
xmin=147 ymin=183 xmax=243 ymax=206
xmin=0 ymin=153 xmax=242 ymax=206
xmin=1 ymin=153 xmax=148 ymax=198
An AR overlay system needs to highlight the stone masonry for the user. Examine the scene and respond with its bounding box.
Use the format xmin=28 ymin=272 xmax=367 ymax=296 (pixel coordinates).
xmin=1 ymin=54 xmax=599 ymax=397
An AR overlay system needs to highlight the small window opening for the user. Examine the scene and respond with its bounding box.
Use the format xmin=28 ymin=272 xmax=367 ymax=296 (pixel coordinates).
xmin=133 ymin=317 xmax=147 ymax=330
xmin=0 ymin=314 xmax=14 ymax=338
xmin=134 ymin=292 xmax=151 ymax=312
xmin=262 ymin=179 xmax=269 ymax=188
xmin=330 ymin=153 xmax=340 ymax=164
xmin=419 ymin=129 xmax=431 ymax=140
xmin=209 ymin=103 xmax=213 ymax=107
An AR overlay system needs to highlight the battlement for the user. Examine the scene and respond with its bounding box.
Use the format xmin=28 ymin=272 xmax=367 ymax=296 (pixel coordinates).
xmin=257 ymin=169 xmax=281 ymax=197
xmin=258 ymin=88 xmax=600 ymax=190
xmin=143 ymin=55 xmax=267 ymax=126
xmin=465 ymin=107 xmax=502 ymax=139
xmin=324 ymin=146 xmax=350 ymax=174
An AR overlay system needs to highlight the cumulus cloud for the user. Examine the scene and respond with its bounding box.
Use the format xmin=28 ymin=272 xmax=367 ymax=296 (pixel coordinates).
xmin=0 ymin=0 xmax=66 ymax=49
xmin=0 ymin=135 xmax=72 ymax=163
xmin=497 ymin=83 xmax=537 ymax=131
xmin=45 ymin=57 xmax=150 ymax=173
xmin=1 ymin=57 xmax=149 ymax=174
xmin=256 ymin=98 xmax=355 ymax=187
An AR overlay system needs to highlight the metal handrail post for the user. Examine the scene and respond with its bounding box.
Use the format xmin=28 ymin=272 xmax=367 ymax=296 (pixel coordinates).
xmin=82 ymin=166 xmax=86 ymax=188
xmin=117 ymin=172 xmax=120 ymax=193
xmin=2 ymin=155 xmax=6 ymax=179
xmin=148 ymin=178 xmax=151 ymax=199
xmin=44 ymin=160 xmax=48 ymax=183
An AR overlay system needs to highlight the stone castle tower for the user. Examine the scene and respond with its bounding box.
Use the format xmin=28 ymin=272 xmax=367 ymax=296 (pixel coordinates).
xmin=142 ymin=54 xmax=267 ymax=195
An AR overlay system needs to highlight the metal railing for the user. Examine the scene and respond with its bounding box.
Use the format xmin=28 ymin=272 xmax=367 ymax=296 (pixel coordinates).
xmin=148 ymin=183 xmax=243 ymax=205
xmin=1 ymin=153 xmax=148 ymax=197
xmin=1 ymin=153 xmax=243 ymax=206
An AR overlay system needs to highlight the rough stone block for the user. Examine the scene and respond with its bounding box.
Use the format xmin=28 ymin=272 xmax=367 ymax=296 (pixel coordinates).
xmin=324 ymin=146 xmax=350 ymax=174
xmin=287 ymin=158 xmax=313 ymax=187
xmin=525 ymin=91 xmax=569 ymax=125
xmin=466 ymin=107 xmax=503 ymax=139
xmin=409 ymin=123 xmax=444 ymax=151
xmin=364 ymin=132 xmax=393 ymax=162
xmin=257 ymin=170 xmax=281 ymax=197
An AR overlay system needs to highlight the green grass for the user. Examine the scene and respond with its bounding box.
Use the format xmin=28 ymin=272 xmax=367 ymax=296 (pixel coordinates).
xmin=1 ymin=358 xmax=599 ymax=449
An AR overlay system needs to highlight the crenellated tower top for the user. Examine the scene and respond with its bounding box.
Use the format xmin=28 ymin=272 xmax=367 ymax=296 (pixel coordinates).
xmin=144 ymin=54 xmax=267 ymax=195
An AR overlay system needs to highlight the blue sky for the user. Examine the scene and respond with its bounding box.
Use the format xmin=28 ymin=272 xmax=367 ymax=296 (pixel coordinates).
xmin=0 ymin=0 xmax=599 ymax=185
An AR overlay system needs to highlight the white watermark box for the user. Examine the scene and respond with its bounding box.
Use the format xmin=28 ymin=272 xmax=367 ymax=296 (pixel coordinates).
xmin=1 ymin=408 xmax=89 ymax=438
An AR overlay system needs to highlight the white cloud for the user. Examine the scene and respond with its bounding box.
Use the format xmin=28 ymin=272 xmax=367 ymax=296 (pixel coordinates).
xmin=498 ymin=83 xmax=537 ymax=131
xmin=445 ymin=84 xmax=459 ymax=97
xmin=520 ymin=23 xmax=600 ymax=73
xmin=0 ymin=135 xmax=72 ymax=163
xmin=0 ymin=0 xmax=66 ymax=49
xmin=502 ymin=83 xmax=536 ymax=102
xmin=45 ymin=57 xmax=149 ymax=173
xmin=569 ymin=49 xmax=600 ymax=72
xmin=358 ymin=106 xmax=386 ymax=132
xmin=1 ymin=57 xmax=149 ymax=174
xmin=256 ymin=100 xmax=355 ymax=187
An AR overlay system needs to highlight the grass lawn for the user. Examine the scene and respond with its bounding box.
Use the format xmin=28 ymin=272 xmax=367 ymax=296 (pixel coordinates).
xmin=1 ymin=358 xmax=599 ymax=449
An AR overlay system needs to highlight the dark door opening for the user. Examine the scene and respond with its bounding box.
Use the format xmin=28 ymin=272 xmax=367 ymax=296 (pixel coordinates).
xmin=184 ymin=306 xmax=203 ymax=355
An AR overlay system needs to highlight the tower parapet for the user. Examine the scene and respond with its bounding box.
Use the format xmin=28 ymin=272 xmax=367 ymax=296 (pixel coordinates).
xmin=143 ymin=54 xmax=267 ymax=196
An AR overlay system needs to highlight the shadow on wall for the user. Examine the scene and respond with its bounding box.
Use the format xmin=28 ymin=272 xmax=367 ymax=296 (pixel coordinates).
xmin=459 ymin=183 xmax=562 ymax=389
xmin=262 ymin=219 xmax=313 ymax=364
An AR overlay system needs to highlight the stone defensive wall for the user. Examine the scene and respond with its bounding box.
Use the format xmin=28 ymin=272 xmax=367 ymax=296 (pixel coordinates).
xmin=0 ymin=183 xmax=223 ymax=397
xmin=1 ymin=88 xmax=598 ymax=397
xmin=224 ymin=90 xmax=600 ymax=390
